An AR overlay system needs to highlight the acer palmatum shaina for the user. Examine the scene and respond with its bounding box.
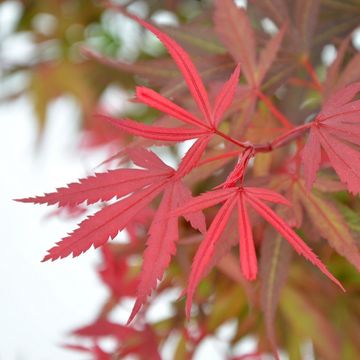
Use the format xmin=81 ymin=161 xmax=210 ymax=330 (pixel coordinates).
xmin=171 ymin=149 xmax=344 ymax=317
xmin=302 ymin=82 xmax=360 ymax=194
xmin=18 ymin=2 xmax=360 ymax=333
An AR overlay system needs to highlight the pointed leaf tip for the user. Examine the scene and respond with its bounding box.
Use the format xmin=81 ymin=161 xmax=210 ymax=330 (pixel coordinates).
xmin=245 ymin=193 xmax=345 ymax=292
xmin=213 ymin=63 xmax=241 ymax=127
xmin=40 ymin=182 xmax=167 ymax=262
xmin=238 ymin=194 xmax=258 ymax=281
xmin=185 ymin=195 xmax=237 ymax=320
xmin=214 ymin=0 xmax=257 ymax=85
xmin=113 ymin=6 xmax=213 ymax=125
xmin=129 ymin=184 xmax=178 ymax=324
xmin=135 ymin=86 xmax=206 ymax=128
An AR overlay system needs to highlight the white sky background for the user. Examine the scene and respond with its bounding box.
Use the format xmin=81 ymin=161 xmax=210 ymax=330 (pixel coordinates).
xmin=0 ymin=96 xmax=111 ymax=360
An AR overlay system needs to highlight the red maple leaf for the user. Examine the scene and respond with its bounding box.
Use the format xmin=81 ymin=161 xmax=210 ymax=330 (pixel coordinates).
xmin=16 ymin=7 xmax=346 ymax=326
xmin=70 ymin=319 xmax=161 ymax=360
xmin=17 ymin=12 xmax=246 ymax=322
xmin=17 ymin=147 xmax=206 ymax=320
xmin=172 ymin=176 xmax=344 ymax=316
xmin=302 ymin=82 xmax=360 ymax=193
xmin=99 ymin=8 xmax=243 ymax=147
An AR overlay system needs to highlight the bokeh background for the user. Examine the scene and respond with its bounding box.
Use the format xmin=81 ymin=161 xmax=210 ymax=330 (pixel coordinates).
xmin=2 ymin=0 xmax=360 ymax=359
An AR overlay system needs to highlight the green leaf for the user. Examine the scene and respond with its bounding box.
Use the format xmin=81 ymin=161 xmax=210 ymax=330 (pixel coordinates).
xmin=295 ymin=180 xmax=360 ymax=272
xmin=281 ymin=287 xmax=340 ymax=360
xmin=208 ymin=286 xmax=246 ymax=331
xmin=336 ymin=203 xmax=360 ymax=233
xmin=260 ymin=234 xmax=292 ymax=351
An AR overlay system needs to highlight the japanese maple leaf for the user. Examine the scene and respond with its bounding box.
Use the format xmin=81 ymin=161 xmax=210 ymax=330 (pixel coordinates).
xmin=17 ymin=14 xmax=238 ymax=322
xmin=302 ymin=82 xmax=360 ymax=194
xmin=71 ymin=319 xmax=161 ymax=360
xmin=121 ymin=206 xmax=154 ymax=245
xmin=18 ymin=148 xmax=172 ymax=257
xmin=271 ymin=153 xmax=360 ymax=270
xmin=294 ymin=179 xmax=360 ymax=272
xmin=63 ymin=344 xmax=110 ymax=360
xmin=213 ymin=0 xmax=290 ymax=129
xmin=172 ymin=186 xmax=344 ymax=317
xmin=99 ymin=7 xmax=242 ymax=146
xmin=214 ymin=0 xmax=286 ymax=88
xmin=17 ymin=146 xmax=206 ymax=321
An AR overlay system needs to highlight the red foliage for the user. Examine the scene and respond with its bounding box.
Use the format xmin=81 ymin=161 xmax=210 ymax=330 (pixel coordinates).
xmin=17 ymin=1 xmax=360 ymax=358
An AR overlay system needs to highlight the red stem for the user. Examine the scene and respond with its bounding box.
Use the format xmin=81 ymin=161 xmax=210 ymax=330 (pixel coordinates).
xmin=198 ymin=150 xmax=241 ymax=166
xmin=255 ymin=90 xmax=293 ymax=129
xmin=288 ymin=77 xmax=318 ymax=90
xmin=270 ymin=123 xmax=311 ymax=149
xmin=302 ymin=57 xmax=323 ymax=91
xmin=199 ymin=124 xmax=310 ymax=169
xmin=214 ymin=129 xmax=249 ymax=148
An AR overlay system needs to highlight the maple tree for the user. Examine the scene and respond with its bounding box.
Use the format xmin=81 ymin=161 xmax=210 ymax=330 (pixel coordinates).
xmin=11 ymin=0 xmax=360 ymax=358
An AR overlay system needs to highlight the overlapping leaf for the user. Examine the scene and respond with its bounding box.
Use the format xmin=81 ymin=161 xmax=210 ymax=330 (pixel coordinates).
xmin=214 ymin=0 xmax=286 ymax=87
xmin=18 ymin=149 xmax=174 ymax=261
xmin=17 ymin=11 xmax=245 ymax=324
xmin=101 ymin=6 xmax=241 ymax=144
xmin=281 ymin=287 xmax=341 ymax=360
xmin=128 ymin=179 xmax=206 ymax=323
xmin=260 ymin=234 xmax=292 ymax=356
xmin=18 ymin=146 xmax=206 ymax=321
xmin=302 ymin=82 xmax=360 ymax=194
xmin=172 ymin=185 xmax=343 ymax=317
xmin=294 ymin=180 xmax=360 ymax=272
xmin=12 ymin=1 xmax=360 ymax=358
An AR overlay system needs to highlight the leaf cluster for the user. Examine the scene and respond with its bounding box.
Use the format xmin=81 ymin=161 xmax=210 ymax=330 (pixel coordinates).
xmin=13 ymin=0 xmax=360 ymax=358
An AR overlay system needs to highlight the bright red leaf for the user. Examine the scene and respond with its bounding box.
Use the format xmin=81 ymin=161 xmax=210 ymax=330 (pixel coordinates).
xmin=98 ymin=7 xmax=241 ymax=148
xmin=18 ymin=146 xmax=205 ymax=322
xmin=16 ymin=12 xmax=244 ymax=324
xmin=17 ymin=4 xmax=359 ymax=339
xmin=172 ymin=186 xmax=344 ymax=317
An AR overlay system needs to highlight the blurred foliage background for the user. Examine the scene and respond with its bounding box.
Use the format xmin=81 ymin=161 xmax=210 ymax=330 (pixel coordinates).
xmin=2 ymin=0 xmax=360 ymax=359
